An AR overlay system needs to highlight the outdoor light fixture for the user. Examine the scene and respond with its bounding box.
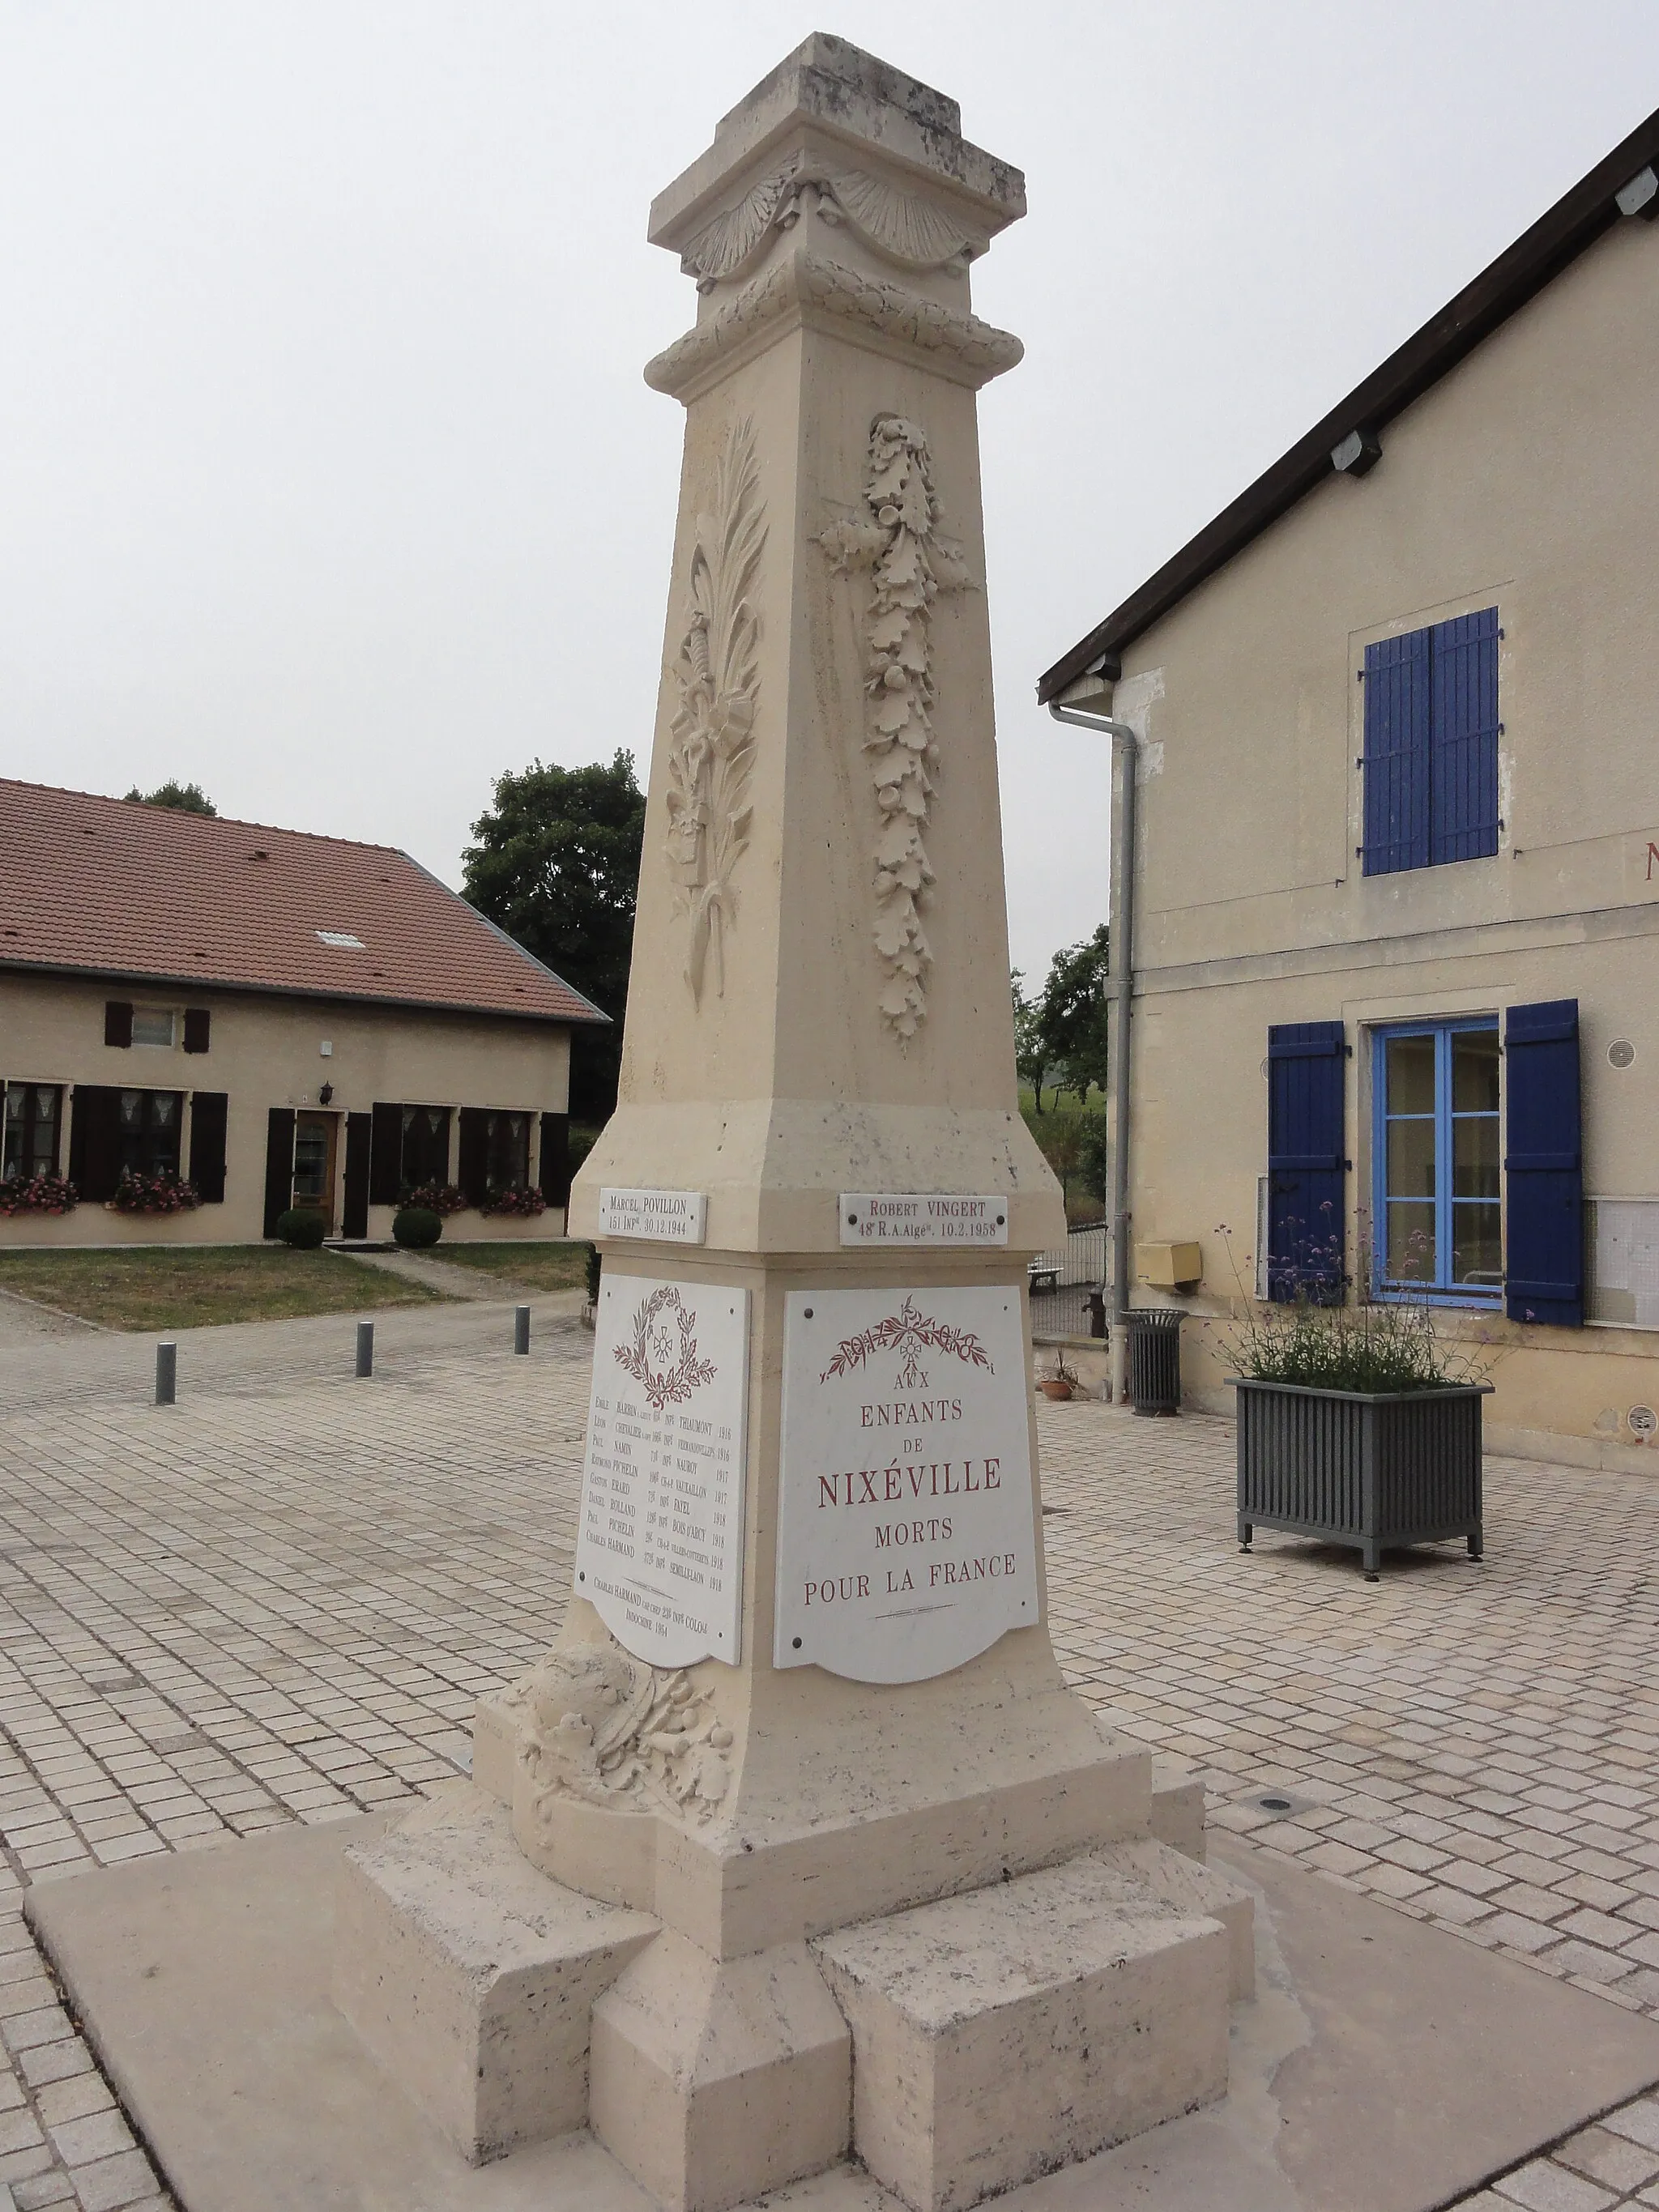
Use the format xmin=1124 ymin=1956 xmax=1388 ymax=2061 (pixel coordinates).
xmin=1331 ymin=427 xmax=1382 ymax=476
xmin=318 ymin=1083 xmax=334 ymax=1106
xmin=1616 ymin=164 xmax=1658 ymax=219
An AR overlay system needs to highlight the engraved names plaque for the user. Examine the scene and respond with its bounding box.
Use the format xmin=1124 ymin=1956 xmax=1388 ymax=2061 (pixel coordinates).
xmin=599 ymin=1187 xmax=708 ymax=1243
xmin=575 ymin=1275 xmax=748 ymax=1667
xmin=774 ymin=1285 xmax=1038 ymax=1683
xmin=840 ymin=1193 xmax=1009 ymax=1247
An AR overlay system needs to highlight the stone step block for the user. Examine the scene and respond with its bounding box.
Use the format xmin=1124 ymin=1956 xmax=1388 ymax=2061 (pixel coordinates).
xmin=814 ymin=1852 xmax=1230 ymax=2212
xmin=1149 ymin=1753 xmax=1206 ymax=1859
xmin=589 ymin=1930 xmax=851 ymax=2212
xmin=334 ymin=1783 xmax=655 ymax=2164
xmin=1090 ymin=1835 xmax=1255 ymax=2000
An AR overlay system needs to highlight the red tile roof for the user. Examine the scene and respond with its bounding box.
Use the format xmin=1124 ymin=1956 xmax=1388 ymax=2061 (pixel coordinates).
xmin=0 ymin=780 xmax=606 ymax=1027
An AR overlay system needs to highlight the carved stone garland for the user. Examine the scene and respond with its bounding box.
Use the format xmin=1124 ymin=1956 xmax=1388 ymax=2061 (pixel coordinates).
xmin=664 ymin=418 xmax=766 ymax=1004
xmin=818 ymin=416 xmax=975 ymax=1039
xmin=512 ymin=1643 xmax=733 ymax=1835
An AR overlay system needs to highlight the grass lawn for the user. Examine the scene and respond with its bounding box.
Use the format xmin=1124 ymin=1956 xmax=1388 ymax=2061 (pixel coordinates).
xmin=436 ymin=1241 xmax=591 ymax=1293
xmin=0 ymin=1247 xmax=446 ymax=1332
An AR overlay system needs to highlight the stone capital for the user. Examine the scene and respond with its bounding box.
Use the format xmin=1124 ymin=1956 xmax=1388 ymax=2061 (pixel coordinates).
xmin=646 ymin=34 xmax=1026 ymax=328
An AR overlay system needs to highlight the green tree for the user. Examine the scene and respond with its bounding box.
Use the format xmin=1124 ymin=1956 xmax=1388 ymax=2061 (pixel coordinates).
xmin=1011 ymin=970 xmax=1048 ymax=1109
xmin=1035 ymin=924 xmax=1111 ymax=1102
xmin=462 ymin=752 xmax=646 ymax=1123
xmin=125 ymin=780 xmax=216 ymax=816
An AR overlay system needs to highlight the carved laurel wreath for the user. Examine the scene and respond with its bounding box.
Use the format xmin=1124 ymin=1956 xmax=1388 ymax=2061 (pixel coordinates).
xmin=664 ymin=418 xmax=766 ymax=1004
xmin=821 ymin=1294 xmax=993 ymax=1392
xmin=678 ymin=157 xmax=979 ymax=290
xmin=614 ymin=1285 xmax=717 ymax=1412
xmin=817 ymin=417 xmax=975 ymax=1039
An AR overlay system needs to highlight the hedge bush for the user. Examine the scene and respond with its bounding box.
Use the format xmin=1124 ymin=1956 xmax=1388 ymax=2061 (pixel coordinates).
xmin=393 ymin=1207 xmax=443 ymax=1250
xmin=274 ymin=1208 xmax=327 ymax=1249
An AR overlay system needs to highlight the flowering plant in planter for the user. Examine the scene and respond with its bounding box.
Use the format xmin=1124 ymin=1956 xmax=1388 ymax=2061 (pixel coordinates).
xmin=402 ymin=1183 xmax=468 ymax=1217
xmin=0 ymin=1173 xmax=79 ymax=1217
xmin=1210 ymin=1213 xmax=1492 ymax=1393
xmin=1207 ymin=1214 xmax=1495 ymax=1580
xmin=109 ymin=1170 xmax=202 ymax=1215
xmin=479 ymin=1185 xmax=546 ymax=1218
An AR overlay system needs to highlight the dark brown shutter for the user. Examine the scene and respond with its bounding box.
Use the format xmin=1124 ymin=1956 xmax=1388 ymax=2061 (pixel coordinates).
xmin=369 ymin=1102 xmax=403 ymax=1206
xmin=188 ymin=1092 xmax=229 ymax=1203
xmin=182 ymin=1008 xmax=211 ymax=1055
xmin=104 ymin=1001 xmax=133 ymax=1049
xmin=539 ymin=1112 xmax=571 ymax=1206
xmin=69 ymin=1087 xmax=124 ymax=1201
xmin=342 ymin=1113 xmax=372 ymax=1238
xmin=457 ymin=1108 xmax=488 ymax=1208
xmin=262 ymin=1108 xmax=296 ymax=1237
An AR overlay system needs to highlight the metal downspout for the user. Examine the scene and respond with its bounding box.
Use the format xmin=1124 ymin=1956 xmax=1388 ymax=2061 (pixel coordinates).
xmin=1047 ymin=697 xmax=1137 ymax=1404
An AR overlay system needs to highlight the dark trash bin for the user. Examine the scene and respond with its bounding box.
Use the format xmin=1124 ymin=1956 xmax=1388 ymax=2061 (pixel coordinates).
xmin=1127 ymin=1308 xmax=1183 ymax=1416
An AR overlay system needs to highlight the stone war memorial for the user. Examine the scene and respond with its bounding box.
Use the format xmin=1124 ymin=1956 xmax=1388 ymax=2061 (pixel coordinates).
xmin=27 ymin=32 xmax=1659 ymax=2212
xmin=337 ymin=32 xmax=1256 ymax=2210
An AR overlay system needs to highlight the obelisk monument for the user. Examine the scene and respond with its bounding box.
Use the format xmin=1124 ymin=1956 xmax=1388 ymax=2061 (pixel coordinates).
xmin=336 ymin=39 xmax=1248 ymax=2212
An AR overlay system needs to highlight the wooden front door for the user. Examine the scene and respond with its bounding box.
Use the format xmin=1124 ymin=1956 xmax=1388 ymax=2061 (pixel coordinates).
xmin=292 ymin=1111 xmax=339 ymax=1230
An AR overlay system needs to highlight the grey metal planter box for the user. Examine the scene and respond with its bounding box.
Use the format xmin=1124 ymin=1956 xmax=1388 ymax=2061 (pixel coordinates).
xmin=1232 ymin=1379 xmax=1490 ymax=1581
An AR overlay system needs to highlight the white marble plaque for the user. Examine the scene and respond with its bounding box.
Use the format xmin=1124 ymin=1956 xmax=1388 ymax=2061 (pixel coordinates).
xmin=599 ymin=1187 xmax=708 ymax=1243
xmin=575 ymin=1276 xmax=748 ymax=1667
xmin=839 ymin=1193 xmax=1009 ymax=1247
xmin=774 ymin=1285 xmax=1038 ymax=1683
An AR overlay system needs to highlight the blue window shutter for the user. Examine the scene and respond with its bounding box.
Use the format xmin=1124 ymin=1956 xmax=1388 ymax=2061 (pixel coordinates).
xmin=1266 ymin=1021 xmax=1346 ymax=1302
xmin=1430 ymin=607 xmax=1500 ymax=864
xmin=1503 ymin=999 xmax=1582 ymax=1327
xmin=1362 ymin=629 xmax=1431 ymax=875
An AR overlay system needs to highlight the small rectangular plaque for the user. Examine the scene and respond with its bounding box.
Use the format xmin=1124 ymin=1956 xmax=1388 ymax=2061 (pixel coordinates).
xmin=774 ymin=1285 xmax=1038 ymax=1683
xmin=599 ymin=1187 xmax=708 ymax=1244
xmin=575 ymin=1276 xmax=748 ymax=1668
xmin=839 ymin=1194 xmax=1009 ymax=1247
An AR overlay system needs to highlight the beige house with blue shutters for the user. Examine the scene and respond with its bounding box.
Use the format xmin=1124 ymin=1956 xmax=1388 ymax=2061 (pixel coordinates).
xmin=1039 ymin=108 xmax=1659 ymax=1470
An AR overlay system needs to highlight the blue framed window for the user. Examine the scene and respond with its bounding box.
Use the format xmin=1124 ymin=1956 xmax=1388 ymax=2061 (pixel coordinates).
xmin=1372 ymin=1021 xmax=1502 ymax=1302
xmin=1362 ymin=608 xmax=1500 ymax=875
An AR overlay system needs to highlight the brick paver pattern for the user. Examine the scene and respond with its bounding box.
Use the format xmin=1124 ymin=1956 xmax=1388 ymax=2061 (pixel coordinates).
xmin=0 ymin=1321 xmax=1654 ymax=2206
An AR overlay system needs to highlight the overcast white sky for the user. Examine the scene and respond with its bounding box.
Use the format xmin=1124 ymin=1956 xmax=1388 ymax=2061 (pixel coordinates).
xmin=2 ymin=3 xmax=1656 ymax=983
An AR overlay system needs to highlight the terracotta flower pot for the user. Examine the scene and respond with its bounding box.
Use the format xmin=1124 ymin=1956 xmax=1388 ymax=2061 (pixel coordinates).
xmin=1038 ymin=1379 xmax=1075 ymax=1401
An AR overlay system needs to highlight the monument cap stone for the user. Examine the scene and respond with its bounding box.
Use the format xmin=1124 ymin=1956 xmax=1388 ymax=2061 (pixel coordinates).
xmin=648 ymin=32 xmax=1026 ymax=255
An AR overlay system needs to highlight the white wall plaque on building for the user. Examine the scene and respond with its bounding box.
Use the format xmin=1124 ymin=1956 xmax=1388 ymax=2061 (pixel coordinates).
xmin=774 ymin=1285 xmax=1038 ymax=1683
xmin=839 ymin=1194 xmax=1009 ymax=1247
xmin=599 ymin=1187 xmax=708 ymax=1243
xmin=575 ymin=1276 xmax=748 ymax=1668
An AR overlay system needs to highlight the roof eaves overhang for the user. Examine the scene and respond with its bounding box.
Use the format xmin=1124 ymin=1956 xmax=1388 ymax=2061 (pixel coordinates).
xmin=1036 ymin=103 xmax=1659 ymax=705
xmin=0 ymin=956 xmax=612 ymax=1029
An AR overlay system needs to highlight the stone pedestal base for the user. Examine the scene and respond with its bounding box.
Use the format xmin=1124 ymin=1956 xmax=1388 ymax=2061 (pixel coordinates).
xmin=334 ymin=1775 xmax=1252 ymax=2212
xmin=334 ymin=1788 xmax=655 ymax=2164
xmin=816 ymin=1845 xmax=1238 ymax=2212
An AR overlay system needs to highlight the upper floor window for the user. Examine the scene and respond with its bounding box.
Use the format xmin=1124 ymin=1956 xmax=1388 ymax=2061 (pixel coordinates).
xmin=1362 ymin=607 xmax=1499 ymax=876
xmin=3 ymin=1084 xmax=62 ymax=1179
xmin=1373 ymin=1021 xmax=1501 ymax=1302
xmin=131 ymin=1006 xmax=177 ymax=1048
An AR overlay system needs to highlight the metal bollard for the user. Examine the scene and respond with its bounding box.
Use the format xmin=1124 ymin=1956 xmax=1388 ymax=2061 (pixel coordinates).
xmin=155 ymin=1341 xmax=177 ymax=1406
xmin=356 ymin=1319 xmax=374 ymax=1379
xmin=514 ymin=1304 xmax=531 ymax=1356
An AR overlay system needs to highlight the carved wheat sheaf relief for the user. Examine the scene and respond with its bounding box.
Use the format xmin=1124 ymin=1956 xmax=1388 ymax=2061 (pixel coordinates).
xmin=817 ymin=416 xmax=975 ymax=1040
xmin=664 ymin=419 xmax=766 ymax=1004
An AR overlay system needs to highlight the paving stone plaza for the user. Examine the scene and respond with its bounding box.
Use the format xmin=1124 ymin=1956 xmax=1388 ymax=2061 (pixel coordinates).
xmin=0 ymin=1298 xmax=1655 ymax=2208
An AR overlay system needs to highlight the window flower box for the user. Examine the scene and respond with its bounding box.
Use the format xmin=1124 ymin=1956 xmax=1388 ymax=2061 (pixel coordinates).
xmin=0 ymin=1173 xmax=78 ymax=1217
xmin=402 ymin=1183 xmax=468 ymax=1217
xmin=109 ymin=1170 xmax=202 ymax=1216
xmin=479 ymin=1185 xmax=546 ymax=1218
xmin=1233 ymin=1378 xmax=1489 ymax=1581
